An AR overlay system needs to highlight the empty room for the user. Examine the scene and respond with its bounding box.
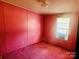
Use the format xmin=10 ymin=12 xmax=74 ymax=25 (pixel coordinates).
xmin=0 ymin=0 xmax=79 ymax=59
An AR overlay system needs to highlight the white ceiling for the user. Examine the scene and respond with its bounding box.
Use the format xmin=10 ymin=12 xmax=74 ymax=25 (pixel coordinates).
xmin=1 ymin=0 xmax=79 ymax=14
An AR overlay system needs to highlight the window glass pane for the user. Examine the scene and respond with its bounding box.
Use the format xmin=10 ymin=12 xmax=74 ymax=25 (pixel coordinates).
xmin=56 ymin=17 xmax=70 ymax=40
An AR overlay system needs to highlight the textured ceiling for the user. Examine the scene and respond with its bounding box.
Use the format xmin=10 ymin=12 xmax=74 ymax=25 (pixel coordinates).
xmin=1 ymin=0 xmax=79 ymax=14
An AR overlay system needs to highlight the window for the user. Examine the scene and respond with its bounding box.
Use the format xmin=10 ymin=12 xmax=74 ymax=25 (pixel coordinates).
xmin=56 ymin=17 xmax=70 ymax=40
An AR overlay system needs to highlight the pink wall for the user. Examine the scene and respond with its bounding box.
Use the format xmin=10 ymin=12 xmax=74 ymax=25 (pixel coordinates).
xmin=44 ymin=14 xmax=78 ymax=51
xmin=0 ymin=1 xmax=78 ymax=56
xmin=0 ymin=1 xmax=41 ymax=55
xmin=0 ymin=1 xmax=5 ymax=55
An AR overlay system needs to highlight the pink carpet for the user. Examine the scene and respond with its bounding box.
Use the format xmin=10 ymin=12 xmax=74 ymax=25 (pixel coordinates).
xmin=3 ymin=42 xmax=74 ymax=59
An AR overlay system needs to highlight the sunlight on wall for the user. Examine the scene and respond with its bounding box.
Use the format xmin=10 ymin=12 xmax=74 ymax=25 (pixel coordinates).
xmin=28 ymin=19 xmax=38 ymax=30
xmin=0 ymin=56 xmax=2 ymax=59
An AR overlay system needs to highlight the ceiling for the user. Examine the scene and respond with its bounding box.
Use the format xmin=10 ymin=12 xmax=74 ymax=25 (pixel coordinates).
xmin=1 ymin=0 xmax=79 ymax=14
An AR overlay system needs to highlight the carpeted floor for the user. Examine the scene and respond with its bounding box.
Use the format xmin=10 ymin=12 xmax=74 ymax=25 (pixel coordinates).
xmin=2 ymin=42 xmax=74 ymax=59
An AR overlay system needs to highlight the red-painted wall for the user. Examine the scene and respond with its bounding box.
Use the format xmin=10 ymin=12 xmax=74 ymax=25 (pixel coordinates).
xmin=0 ymin=1 xmax=78 ymax=56
xmin=0 ymin=1 xmax=41 ymax=55
xmin=44 ymin=14 xmax=78 ymax=51
xmin=0 ymin=1 xmax=5 ymax=55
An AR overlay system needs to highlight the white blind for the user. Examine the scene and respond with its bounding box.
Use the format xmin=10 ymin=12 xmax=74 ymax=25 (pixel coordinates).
xmin=56 ymin=17 xmax=70 ymax=40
